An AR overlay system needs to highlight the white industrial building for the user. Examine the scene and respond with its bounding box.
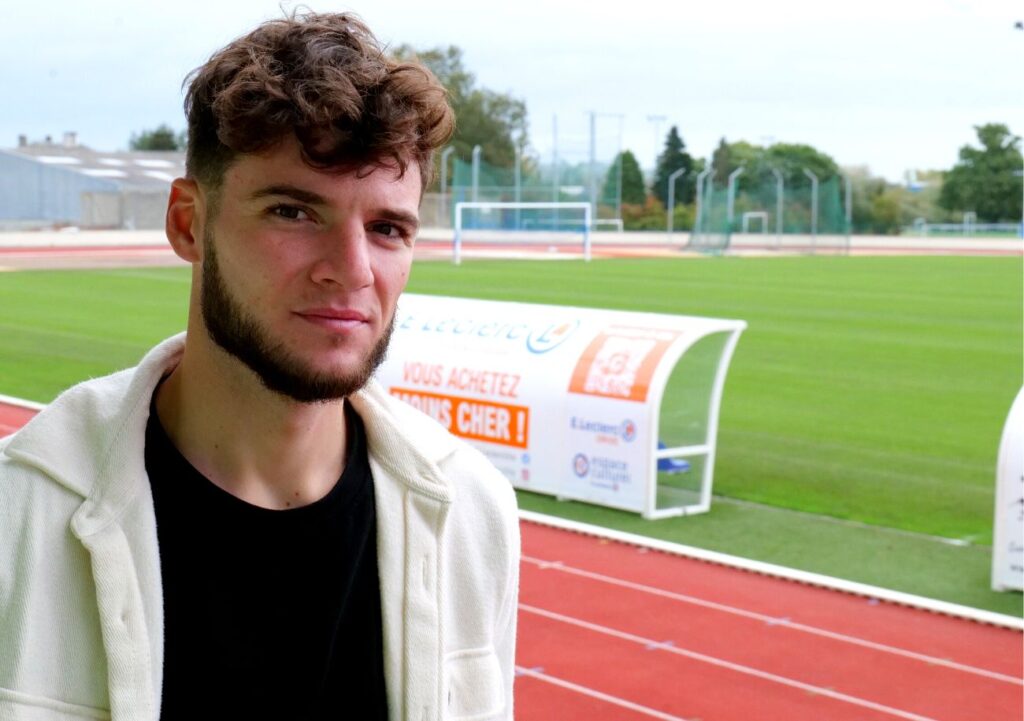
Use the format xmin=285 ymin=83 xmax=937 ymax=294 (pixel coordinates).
xmin=0 ymin=133 xmax=184 ymax=230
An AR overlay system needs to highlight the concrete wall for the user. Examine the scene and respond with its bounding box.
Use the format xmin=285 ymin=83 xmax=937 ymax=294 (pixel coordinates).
xmin=81 ymin=189 xmax=169 ymax=229
xmin=0 ymin=151 xmax=117 ymax=223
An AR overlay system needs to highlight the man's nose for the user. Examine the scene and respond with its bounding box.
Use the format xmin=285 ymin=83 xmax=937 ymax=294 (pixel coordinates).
xmin=310 ymin=225 xmax=374 ymax=289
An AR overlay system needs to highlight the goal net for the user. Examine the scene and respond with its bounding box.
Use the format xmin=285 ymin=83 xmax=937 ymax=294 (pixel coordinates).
xmin=452 ymin=202 xmax=593 ymax=264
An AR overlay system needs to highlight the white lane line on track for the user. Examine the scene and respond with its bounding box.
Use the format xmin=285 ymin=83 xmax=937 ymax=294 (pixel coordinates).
xmin=523 ymin=555 xmax=1022 ymax=685
xmin=520 ymin=604 xmax=943 ymax=721
xmin=515 ymin=665 xmax=692 ymax=721
xmin=0 ymin=249 xmax=174 ymax=257
xmin=0 ymin=395 xmax=46 ymax=411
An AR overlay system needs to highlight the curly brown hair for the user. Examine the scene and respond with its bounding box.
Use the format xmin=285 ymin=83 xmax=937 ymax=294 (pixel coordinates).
xmin=183 ymin=11 xmax=453 ymax=194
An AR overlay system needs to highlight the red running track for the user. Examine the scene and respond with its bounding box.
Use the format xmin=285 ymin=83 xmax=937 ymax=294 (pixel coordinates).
xmin=2 ymin=401 xmax=1021 ymax=720
xmin=0 ymin=400 xmax=39 ymax=437
xmin=516 ymin=522 xmax=1022 ymax=721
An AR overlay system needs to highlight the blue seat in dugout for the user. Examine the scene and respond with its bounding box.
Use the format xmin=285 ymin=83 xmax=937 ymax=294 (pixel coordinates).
xmin=657 ymin=441 xmax=691 ymax=474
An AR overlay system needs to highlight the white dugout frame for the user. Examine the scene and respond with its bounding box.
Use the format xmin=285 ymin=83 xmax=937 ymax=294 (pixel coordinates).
xmin=376 ymin=294 xmax=747 ymax=520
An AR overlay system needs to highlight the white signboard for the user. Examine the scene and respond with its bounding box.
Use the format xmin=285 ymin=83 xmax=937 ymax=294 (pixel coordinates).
xmin=375 ymin=293 xmax=745 ymax=518
xmin=992 ymin=387 xmax=1024 ymax=591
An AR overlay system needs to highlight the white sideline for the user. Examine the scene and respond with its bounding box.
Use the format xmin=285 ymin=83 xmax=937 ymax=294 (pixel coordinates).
xmin=0 ymin=394 xmax=45 ymax=411
xmin=519 ymin=510 xmax=1024 ymax=631
xmin=515 ymin=666 xmax=688 ymax=721
xmin=521 ymin=555 xmax=1021 ymax=684
xmin=521 ymin=603 xmax=943 ymax=721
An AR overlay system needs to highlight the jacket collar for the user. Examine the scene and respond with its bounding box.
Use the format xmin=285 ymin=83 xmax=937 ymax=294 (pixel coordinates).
xmin=4 ymin=332 xmax=458 ymax=534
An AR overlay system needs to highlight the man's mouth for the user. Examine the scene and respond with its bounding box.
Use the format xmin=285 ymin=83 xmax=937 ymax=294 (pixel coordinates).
xmin=294 ymin=308 xmax=370 ymax=331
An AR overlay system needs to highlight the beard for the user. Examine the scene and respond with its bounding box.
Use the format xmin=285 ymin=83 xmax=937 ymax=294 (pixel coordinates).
xmin=200 ymin=231 xmax=393 ymax=403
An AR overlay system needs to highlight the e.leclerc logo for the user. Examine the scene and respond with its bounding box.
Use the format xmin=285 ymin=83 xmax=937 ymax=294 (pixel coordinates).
xmin=572 ymin=453 xmax=590 ymax=477
xmin=527 ymin=320 xmax=581 ymax=354
xmin=620 ymin=419 xmax=637 ymax=442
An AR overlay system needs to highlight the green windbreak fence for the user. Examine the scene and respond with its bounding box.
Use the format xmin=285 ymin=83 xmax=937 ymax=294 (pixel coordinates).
xmin=446 ymin=155 xmax=622 ymax=232
xmin=693 ymin=175 xmax=850 ymax=253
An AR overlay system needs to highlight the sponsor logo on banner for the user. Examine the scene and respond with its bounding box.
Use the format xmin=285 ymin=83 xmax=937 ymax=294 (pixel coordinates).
xmin=395 ymin=311 xmax=580 ymax=355
xmin=568 ymin=326 xmax=682 ymax=402
xmin=572 ymin=453 xmax=590 ymax=477
xmin=588 ymin=455 xmax=631 ymax=490
xmin=389 ymin=387 xmax=530 ymax=449
xmin=527 ymin=321 xmax=581 ymax=354
xmin=570 ymin=416 xmax=639 ymax=446
xmin=569 ymin=453 xmax=633 ymax=491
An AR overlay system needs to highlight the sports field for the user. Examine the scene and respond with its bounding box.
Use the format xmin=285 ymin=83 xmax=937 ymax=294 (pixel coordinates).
xmin=0 ymin=254 xmax=1020 ymax=614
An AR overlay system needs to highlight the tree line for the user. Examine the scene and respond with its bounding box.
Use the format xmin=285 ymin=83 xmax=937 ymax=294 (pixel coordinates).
xmin=129 ymin=45 xmax=1021 ymax=234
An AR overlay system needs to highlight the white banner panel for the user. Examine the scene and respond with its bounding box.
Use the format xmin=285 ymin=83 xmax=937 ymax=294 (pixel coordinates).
xmin=375 ymin=293 xmax=745 ymax=518
xmin=992 ymin=387 xmax=1024 ymax=591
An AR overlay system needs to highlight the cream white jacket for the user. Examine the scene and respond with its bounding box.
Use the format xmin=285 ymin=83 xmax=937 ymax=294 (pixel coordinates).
xmin=0 ymin=334 xmax=519 ymax=721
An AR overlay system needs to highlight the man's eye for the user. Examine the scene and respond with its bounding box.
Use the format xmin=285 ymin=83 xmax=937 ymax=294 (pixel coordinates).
xmin=372 ymin=222 xmax=407 ymax=239
xmin=270 ymin=205 xmax=310 ymax=221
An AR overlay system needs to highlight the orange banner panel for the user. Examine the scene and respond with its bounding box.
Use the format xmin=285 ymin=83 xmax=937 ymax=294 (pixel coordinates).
xmin=389 ymin=387 xmax=530 ymax=449
xmin=568 ymin=327 xmax=682 ymax=402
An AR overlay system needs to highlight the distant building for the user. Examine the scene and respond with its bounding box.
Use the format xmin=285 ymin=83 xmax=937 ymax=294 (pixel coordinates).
xmin=0 ymin=133 xmax=184 ymax=230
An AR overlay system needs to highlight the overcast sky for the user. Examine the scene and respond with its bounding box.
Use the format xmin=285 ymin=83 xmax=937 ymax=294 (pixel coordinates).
xmin=2 ymin=0 xmax=1020 ymax=181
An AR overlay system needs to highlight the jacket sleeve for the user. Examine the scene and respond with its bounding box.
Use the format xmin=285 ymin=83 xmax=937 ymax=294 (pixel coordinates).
xmin=494 ymin=504 xmax=520 ymax=721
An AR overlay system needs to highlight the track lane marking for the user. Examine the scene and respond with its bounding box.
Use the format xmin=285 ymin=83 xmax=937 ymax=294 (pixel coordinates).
xmin=515 ymin=665 xmax=692 ymax=721
xmin=523 ymin=555 xmax=1021 ymax=685
xmin=520 ymin=603 xmax=943 ymax=721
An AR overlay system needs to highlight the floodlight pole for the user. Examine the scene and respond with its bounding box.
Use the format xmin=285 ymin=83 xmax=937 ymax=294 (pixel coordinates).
xmin=615 ymin=114 xmax=624 ymax=222
xmin=588 ymin=111 xmax=597 ymax=218
xmin=514 ymin=144 xmax=522 ymax=231
xmin=552 ymin=115 xmax=559 ymax=229
xmin=803 ymin=168 xmax=819 ymax=251
xmin=771 ymin=168 xmax=784 ymax=250
xmin=471 ymin=145 xmax=481 ymax=202
xmin=963 ymin=210 xmax=976 ymax=236
xmin=694 ymin=167 xmax=712 ymax=245
xmin=726 ymin=166 xmax=744 ymax=232
xmin=667 ymin=168 xmax=686 ymax=239
xmin=843 ymin=174 xmax=852 ymax=254
xmin=647 ymin=114 xmax=667 ymax=172
xmin=439 ymin=146 xmax=454 ymax=228
xmin=551 ymin=115 xmax=559 ymax=202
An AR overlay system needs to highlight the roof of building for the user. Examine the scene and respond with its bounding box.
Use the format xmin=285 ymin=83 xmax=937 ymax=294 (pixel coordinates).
xmin=6 ymin=138 xmax=185 ymax=191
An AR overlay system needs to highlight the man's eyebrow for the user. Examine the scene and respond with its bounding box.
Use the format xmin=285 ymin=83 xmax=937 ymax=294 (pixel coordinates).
xmin=250 ymin=184 xmax=419 ymax=228
xmin=375 ymin=208 xmax=420 ymax=229
xmin=248 ymin=184 xmax=328 ymax=205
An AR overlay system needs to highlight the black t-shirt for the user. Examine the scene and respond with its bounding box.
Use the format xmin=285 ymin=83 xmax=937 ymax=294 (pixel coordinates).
xmin=145 ymin=400 xmax=388 ymax=721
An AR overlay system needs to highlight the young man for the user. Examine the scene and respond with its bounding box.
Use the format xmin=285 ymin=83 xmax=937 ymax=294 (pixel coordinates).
xmin=0 ymin=12 xmax=519 ymax=721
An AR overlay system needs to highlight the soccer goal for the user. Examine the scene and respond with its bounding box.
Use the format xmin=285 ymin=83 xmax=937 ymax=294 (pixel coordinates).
xmin=452 ymin=202 xmax=592 ymax=265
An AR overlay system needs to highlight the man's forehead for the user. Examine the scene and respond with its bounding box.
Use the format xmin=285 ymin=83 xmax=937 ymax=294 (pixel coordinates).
xmin=224 ymin=144 xmax=422 ymax=205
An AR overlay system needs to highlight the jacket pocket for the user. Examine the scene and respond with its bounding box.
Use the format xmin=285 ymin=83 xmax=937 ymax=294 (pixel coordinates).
xmin=0 ymin=687 xmax=110 ymax=720
xmin=443 ymin=646 xmax=504 ymax=720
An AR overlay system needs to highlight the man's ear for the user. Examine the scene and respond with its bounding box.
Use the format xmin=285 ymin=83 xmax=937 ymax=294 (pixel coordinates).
xmin=165 ymin=178 xmax=205 ymax=263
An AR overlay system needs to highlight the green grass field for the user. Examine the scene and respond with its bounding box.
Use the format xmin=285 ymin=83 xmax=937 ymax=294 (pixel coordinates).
xmin=1 ymin=256 xmax=1020 ymax=614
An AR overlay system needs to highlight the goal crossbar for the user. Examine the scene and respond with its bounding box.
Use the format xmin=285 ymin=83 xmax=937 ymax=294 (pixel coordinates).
xmin=453 ymin=202 xmax=592 ymax=264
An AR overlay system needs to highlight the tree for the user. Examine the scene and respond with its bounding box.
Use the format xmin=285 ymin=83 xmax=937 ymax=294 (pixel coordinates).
xmin=710 ymin=138 xmax=839 ymax=189
xmin=711 ymin=138 xmax=732 ymax=185
xmin=393 ymin=45 xmax=528 ymax=182
xmin=603 ymin=151 xmax=646 ymax=205
xmin=129 ymin=124 xmax=182 ymax=151
xmin=652 ymin=126 xmax=695 ymax=208
xmin=763 ymin=143 xmax=838 ymax=188
xmin=939 ymin=123 xmax=1023 ymax=222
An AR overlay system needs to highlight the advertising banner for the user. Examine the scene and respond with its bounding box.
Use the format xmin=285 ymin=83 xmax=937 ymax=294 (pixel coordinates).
xmin=375 ymin=293 xmax=745 ymax=517
xmin=992 ymin=387 xmax=1024 ymax=591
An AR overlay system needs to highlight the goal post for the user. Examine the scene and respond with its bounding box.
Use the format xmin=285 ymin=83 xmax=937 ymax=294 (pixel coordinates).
xmin=453 ymin=201 xmax=592 ymax=265
xmin=741 ymin=211 xmax=768 ymax=234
